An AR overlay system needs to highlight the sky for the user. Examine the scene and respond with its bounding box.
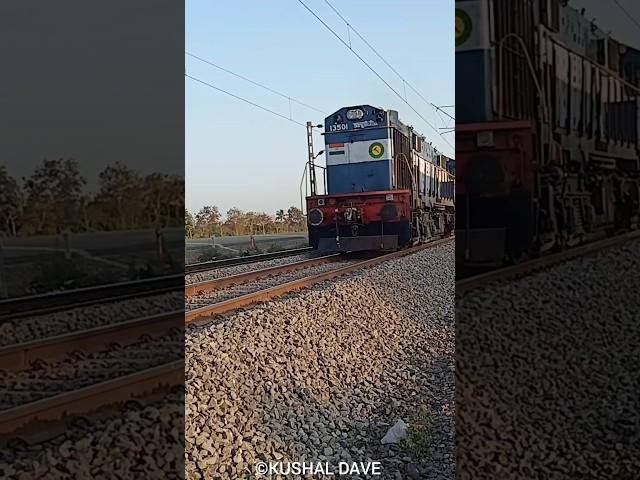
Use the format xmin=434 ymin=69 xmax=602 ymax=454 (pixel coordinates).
xmin=185 ymin=0 xmax=454 ymax=216
xmin=0 ymin=1 xmax=183 ymax=189
xmin=570 ymin=0 xmax=640 ymax=49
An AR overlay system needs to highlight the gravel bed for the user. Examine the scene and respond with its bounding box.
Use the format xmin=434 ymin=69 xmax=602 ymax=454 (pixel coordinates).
xmin=186 ymin=241 xmax=455 ymax=479
xmin=0 ymin=390 xmax=184 ymax=479
xmin=0 ymin=292 xmax=183 ymax=347
xmin=185 ymin=253 xmax=316 ymax=284
xmin=1 ymin=332 xmax=182 ymax=410
xmin=456 ymin=239 xmax=640 ymax=479
xmin=185 ymin=259 xmax=360 ymax=311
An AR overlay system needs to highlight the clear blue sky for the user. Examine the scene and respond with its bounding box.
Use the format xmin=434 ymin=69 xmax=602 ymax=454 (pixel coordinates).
xmin=186 ymin=0 xmax=454 ymax=216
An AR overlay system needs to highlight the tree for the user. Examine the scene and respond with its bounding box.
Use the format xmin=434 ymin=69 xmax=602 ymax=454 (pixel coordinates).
xmin=0 ymin=166 xmax=22 ymax=237
xmin=275 ymin=209 xmax=286 ymax=232
xmin=96 ymin=162 xmax=143 ymax=229
xmin=225 ymin=207 xmax=244 ymax=236
xmin=143 ymin=173 xmax=169 ymax=227
xmin=287 ymin=206 xmax=305 ymax=231
xmin=186 ymin=209 xmax=196 ymax=238
xmin=245 ymin=211 xmax=259 ymax=235
xmin=141 ymin=173 xmax=184 ymax=229
xmin=165 ymin=174 xmax=185 ymax=228
xmin=256 ymin=212 xmax=274 ymax=235
xmin=194 ymin=206 xmax=221 ymax=237
xmin=22 ymin=158 xmax=86 ymax=234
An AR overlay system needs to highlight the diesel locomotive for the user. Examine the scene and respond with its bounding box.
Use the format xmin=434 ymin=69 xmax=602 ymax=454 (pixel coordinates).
xmin=456 ymin=0 xmax=640 ymax=267
xmin=305 ymin=105 xmax=454 ymax=252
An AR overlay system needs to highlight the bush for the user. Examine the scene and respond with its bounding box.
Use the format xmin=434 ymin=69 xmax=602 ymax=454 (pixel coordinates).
xmin=197 ymin=246 xmax=236 ymax=262
xmin=400 ymin=408 xmax=433 ymax=459
xmin=241 ymin=247 xmax=263 ymax=256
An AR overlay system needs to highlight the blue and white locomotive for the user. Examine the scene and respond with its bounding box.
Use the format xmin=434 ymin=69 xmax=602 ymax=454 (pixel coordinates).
xmin=305 ymin=104 xmax=455 ymax=252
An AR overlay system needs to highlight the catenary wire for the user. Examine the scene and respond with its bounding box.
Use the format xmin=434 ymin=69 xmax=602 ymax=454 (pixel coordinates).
xmin=186 ymin=73 xmax=306 ymax=127
xmin=611 ymin=0 xmax=640 ymax=31
xmin=186 ymin=51 xmax=327 ymax=115
xmin=322 ymin=0 xmax=455 ymax=122
xmin=295 ymin=0 xmax=454 ymax=155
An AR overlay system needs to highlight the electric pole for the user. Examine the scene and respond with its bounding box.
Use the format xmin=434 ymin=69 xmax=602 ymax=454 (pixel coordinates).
xmin=307 ymin=121 xmax=317 ymax=197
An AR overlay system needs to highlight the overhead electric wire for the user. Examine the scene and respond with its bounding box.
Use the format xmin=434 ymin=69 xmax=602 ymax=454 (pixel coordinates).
xmin=186 ymin=51 xmax=327 ymax=115
xmin=611 ymin=0 xmax=640 ymax=32
xmin=322 ymin=0 xmax=455 ymax=123
xmin=296 ymin=0 xmax=454 ymax=154
xmin=185 ymin=73 xmax=306 ymax=127
xmin=435 ymin=108 xmax=452 ymax=130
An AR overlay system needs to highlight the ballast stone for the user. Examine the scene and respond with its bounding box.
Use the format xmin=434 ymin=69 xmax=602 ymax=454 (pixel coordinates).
xmin=381 ymin=419 xmax=408 ymax=444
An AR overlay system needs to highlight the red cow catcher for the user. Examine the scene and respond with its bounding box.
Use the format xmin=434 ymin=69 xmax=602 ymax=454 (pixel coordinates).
xmin=456 ymin=121 xmax=538 ymax=265
xmin=306 ymin=190 xmax=412 ymax=252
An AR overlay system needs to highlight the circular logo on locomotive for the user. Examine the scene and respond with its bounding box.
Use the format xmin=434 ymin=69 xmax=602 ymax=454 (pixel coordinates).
xmin=369 ymin=142 xmax=384 ymax=159
xmin=455 ymin=8 xmax=472 ymax=47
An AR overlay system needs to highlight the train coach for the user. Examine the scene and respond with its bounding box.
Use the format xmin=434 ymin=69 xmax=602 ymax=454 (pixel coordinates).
xmin=305 ymin=105 xmax=454 ymax=252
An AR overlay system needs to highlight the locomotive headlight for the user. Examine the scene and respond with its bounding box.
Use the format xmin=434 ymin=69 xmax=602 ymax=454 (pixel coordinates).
xmin=308 ymin=208 xmax=324 ymax=226
xmin=385 ymin=193 xmax=394 ymax=201
xmin=346 ymin=108 xmax=364 ymax=120
xmin=477 ymin=131 xmax=495 ymax=147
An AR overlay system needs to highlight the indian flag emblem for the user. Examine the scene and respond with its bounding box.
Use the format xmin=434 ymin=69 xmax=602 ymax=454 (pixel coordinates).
xmin=328 ymin=143 xmax=345 ymax=156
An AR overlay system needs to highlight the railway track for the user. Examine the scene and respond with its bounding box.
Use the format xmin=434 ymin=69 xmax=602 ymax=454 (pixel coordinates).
xmin=185 ymin=253 xmax=341 ymax=295
xmin=0 ymin=239 xmax=454 ymax=442
xmin=0 ymin=310 xmax=183 ymax=372
xmin=0 ymin=310 xmax=183 ymax=441
xmin=457 ymin=230 xmax=640 ymax=292
xmin=185 ymin=246 xmax=313 ymax=274
xmin=0 ymin=360 xmax=183 ymax=441
xmin=1 ymin=332 xmax=181 ymax=410
xmin=0 ymin=273 xmax=183 ymax=323
xmin=185 ymin=238 xmax=454 ymax=323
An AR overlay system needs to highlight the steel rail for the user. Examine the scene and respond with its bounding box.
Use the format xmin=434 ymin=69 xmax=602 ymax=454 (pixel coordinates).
xmin=185 ymin=254 xmax=341 ymax=295
xmin=0 ymin=310 xmax=183 ymax=372
xmin=0 ymin=360 xmax=183 ymax=438
xmin=185 ymin=237 xmax=454 ymax=323
xmin=456 ymin=230 xmax=640 ymax=293
xmin=185 ymin=247 xmax=313 ymax=274
xmin=0 ymin=274 xmax=183 ymax=323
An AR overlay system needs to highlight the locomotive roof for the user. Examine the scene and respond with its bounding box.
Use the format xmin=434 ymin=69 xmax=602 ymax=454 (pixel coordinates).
xmin=325 ymin=104 xmax=449 ymax=160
